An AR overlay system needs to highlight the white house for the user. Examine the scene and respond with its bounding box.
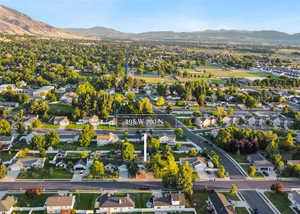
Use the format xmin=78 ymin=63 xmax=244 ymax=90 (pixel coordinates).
xmin=9 ymin=157 xmax=46 ymax=171
xmin=77 ymin=115 xmax=99 ymax=127
xmin=45 ymin=195 xmax=76 ymax=214
xmin=159 ymin=134 xmax=176 ymax=145
xmin=53 ymin=116 xmax=70 ymax=128
xmin=247 ymin=153 xmax=275 ymax=173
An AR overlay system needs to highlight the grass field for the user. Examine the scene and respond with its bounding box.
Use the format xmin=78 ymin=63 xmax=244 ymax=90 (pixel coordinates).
xmin=130 ymin=193 xmax=152 ymax=208
xmin=17 ymin=164 xmax=73 ymax=179
xmin=0 ymin=151 xmax=17 ymax=161
xmin=192 ymin=192 xmax=209 ymax=214
xmin=10 ymin=193 xmax=54 ymax=207
xmin=75 ymin=193 xmax=99 ymax=210
xmin=49 ymin=103 xmax=74 ymax=115
xmin=235 ymin=207 xmax=249 ymax=214
xmin=265 ymin=192 xmax=294 ymax=214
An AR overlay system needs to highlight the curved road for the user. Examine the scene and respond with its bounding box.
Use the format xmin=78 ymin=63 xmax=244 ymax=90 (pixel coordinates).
xmin=155 ymin=110 xmax=247 ymax=177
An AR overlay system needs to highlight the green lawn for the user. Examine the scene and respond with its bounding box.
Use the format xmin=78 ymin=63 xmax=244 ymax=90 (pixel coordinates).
xmin=66 ymin=123 xmax=84 ymax=129
xmin=49 ymin=103 xmax=74 ymax=115
xmin=192 ymin=192 xmax=209 ymax=214
xmin=17 ymin=164 xmax=73 ymax=179
xmin=130 ymin=193 xmax=152 ymax=208
xmin=229 ymin=153 xmax=248 ymax=163
xmin=265 ymin=192 xmax=294 ymax=214
xmin=75 ymin=193 xmax=99 ymax=210
xmin=0 ymin=151 xmax=17 ymax=162
xmin=235 ymin=207 xmax=249 ymax=214
xmin=10 ymin=193 xmax=54 ymax=207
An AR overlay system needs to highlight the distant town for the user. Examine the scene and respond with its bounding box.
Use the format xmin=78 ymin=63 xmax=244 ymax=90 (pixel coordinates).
xmin=1 ymin=22 xmax=300 ymax=214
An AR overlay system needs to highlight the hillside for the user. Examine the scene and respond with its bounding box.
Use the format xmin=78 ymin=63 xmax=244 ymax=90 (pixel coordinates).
xmin=0 ymin=5 xmax=86 ymax=39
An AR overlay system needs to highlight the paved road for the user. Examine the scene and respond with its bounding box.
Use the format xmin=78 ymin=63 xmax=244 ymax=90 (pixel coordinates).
xmin=155 ymin=110 xmax=246 ymax=178
xmin=240 ymin=190 xmax=276 ymax=214
xmin=1 ymin=180 xmax=299 ymax=191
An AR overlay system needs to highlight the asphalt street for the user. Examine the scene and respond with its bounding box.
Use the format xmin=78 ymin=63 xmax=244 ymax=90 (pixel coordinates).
xmin=1 ymin=180 xmax=299 ymax=191
xmin=240 ymin=190 xmax=276 ymax=214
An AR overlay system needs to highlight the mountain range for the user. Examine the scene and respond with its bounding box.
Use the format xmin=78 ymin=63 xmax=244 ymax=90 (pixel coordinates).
xmin=1 ymin=4 xmax=300 ymax=45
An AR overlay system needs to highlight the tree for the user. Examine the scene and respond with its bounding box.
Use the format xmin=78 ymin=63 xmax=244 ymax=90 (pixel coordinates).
xmin=0 ymin=164 xmax=7 ymax=179
xmin=217 ymin=165 xmax=226 ymax=178
xmin=189 ymin=148 xmax=198 ymax=157
xmin=16 ymin=121 xmax=25 ymax=135
xmin=249 ymin=166 xmax=257 ymax=177
xmin=17 ymin=148 xmax=30 ymax=158
xmin=81 ymin=151 xmax=89 ymax=159
xmin=122 ymin=142 xmax=136 ymax=161
xmin=25 ymin=187 xmax=43 ymax=198
xmin=178 ymin=162 xmax=193 ymax=195
xmin=45 ymin=131 xmax=60 ymax=147
xmin=270 ymin=183 xmax=285 ymax=193
xmin=150 ymin=137 xmax=160 ymax=150
xmin=78 ymin=125 xmax=96 ymax=147
xmin=197 ymin=94 xmax=205 ymax=107
xmin=127 ymin=161 xmax=139 ymax=178
xmin=230 ymin=184 xmax=238 ymax=195
xmin=32 ymin=134 xmax=46 ymax=150
xmin=266 ymin=140 xmax=279 ymax=155
xmin=156 ymin=97 xmax=165 ymax=106
xmin=0 ymin=119 xmax=11 ymax=135
xmin=90 ymin=160 xmax=105 ymax=178
xmin=174 ymin=128 xmax=184 ymax=139
xmin=281 ymin=133 xmax=295 ymax=150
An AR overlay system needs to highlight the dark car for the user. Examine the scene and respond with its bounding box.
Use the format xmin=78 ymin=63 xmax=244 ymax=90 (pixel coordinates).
xmin=262 ymin=171 xmax=269 ymax=176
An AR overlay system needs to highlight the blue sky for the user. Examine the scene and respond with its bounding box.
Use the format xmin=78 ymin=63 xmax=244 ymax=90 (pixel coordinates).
xmin=1 ymin=0 xmax=300 ymax=33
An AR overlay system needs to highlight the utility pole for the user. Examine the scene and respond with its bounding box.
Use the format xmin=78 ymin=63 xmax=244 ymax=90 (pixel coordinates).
xmin=143 ymin=133 xmax=147 ymax=162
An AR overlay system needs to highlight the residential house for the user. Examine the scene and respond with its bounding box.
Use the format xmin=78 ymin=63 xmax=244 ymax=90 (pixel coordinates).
xmin=153 ymin=193 xmax=185 ymax=209
xmin=60 ymin=134 xmax=79 ymax=144
xmin=0 ymin=196 xmax=16 ymax=214
xmin=247 ymin=153 xmax=275 ymax=173
xmin=33 ymin=86 xmax=54 ymax=98
xmin=73 ymin=159 xmax=87 ymax=172
xmin=59 ymin=92 xmax=77 ymax=104
xmin=95 ymin=193 xmax=135 ymax=213
xmin=207 ymin=192 xmax=236 ymax=214
xmin=53 ymin=116 xmax=70 ymax=128
xmin=0 ymin=136 xmax=14 ymax=151
xmin=179 ymin=157 xmax=207 ymax=172
xmin=96 ymin=133 xmax=119 ymax=146
xmin=159 ymin=134 xmax=176 ymax=145
xmin=194 ymin=117 xmax=217 ymax=128
xmin=0 ymin=102 xmax=19 ymax=110
xmin=45 ymin=195 xmax=76 ymax=214
xmin=9 ymin=157 xmax=46 ymax=171
xmin=105 ymin=163 xmax=117 ymax=173
xmin=288 ymin=191 xmax=300 ymax=210
xmin=77 ymin=115 xmax=99 ymax=127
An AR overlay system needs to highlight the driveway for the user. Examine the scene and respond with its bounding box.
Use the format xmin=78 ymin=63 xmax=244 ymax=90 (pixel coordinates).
xmin=240 ymin=190 xmax=276 ymax=214
xmin=4 ymin=169 xmax=20 ymax=181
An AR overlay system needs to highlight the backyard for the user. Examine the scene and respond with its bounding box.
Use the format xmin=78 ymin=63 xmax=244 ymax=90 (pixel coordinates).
xmin=9 ymin=193 xmax=54 ymax=207
xmin=265 ymin=192 xmax=294 ymax=214
xmin=75 ymin=193 xmax=99 ymax=210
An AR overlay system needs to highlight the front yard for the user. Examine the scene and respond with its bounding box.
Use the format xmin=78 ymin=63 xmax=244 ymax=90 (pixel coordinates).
xmin=9 ymin=193 xmax=54 ymax=207
xmin=265 ymin=192 xmax=294 ymax=214
xmin=17 ymin=163 xmax=73 ymax=179
xmin=75 ymin=193 xmax=99 ymax=210
xmin=192 ymin=191 xmax=209 ymax=214
xmin=130 ymin=193 xmax=152 ymax=208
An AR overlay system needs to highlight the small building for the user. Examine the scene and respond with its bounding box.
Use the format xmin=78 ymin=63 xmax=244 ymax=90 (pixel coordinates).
xmin=153 ymin=192 xmax=185 ymax=209
xmin=23 ymin=115 xmax=39 ymax=129
xmin=208 ymin=192 xmax=236 ymax=214
xmin=96 ymin=193 xmax=135 ymax=213
xmin=0 ymin=196 xmax=16 ymax=214
xmin=45 ymin=195 xmax=76 ymax=214
xmin=53 ymin=116 xmax=70 ymax=128
xmin=96 ymin=133 xmax=119 ymax=146
xmin=247 ymin=153 xmax=274 ymax=173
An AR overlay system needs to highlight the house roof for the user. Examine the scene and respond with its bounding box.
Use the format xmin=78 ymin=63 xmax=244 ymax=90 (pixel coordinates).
xmin=97 ymin=194 xmax=135 ymax=208
xmin=154 ymin=193 xmax=185 ymax=207
xmin=248 ymin=154 xmax=274 ymax=167
xmin=0 ymin=196 xmax=16 ymax=212
xmin=97 ymin=133 xmax=116 ymax=140
xmin=0 ymin=135 xmax=13 ymax=142
xmin=209 ymin=192 xmax=236 ymax=214
xmin=46 ymin=195 xmax=74 ymax=207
